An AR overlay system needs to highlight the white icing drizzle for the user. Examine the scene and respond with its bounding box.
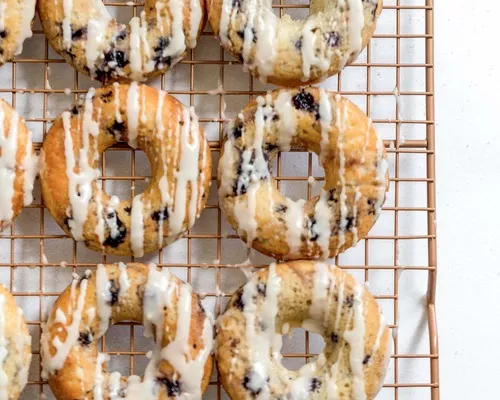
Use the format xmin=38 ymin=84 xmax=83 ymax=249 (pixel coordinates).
xmin=16 ymin=0 xmax=36 ymax=55
xmin=130 ymin=194 xmax=145 ymax=257
xmin=14 ymin=307 xmax=30 ymax=393
xmin=284 ymin=198 xmax=305 ymax=254
xmin=113 ymin=82 xmax=122 ymax=125
xmin=54 ymin=308 xmax=67 ymax=325
xmin=62 ymin=0 xmax=73 ymax=50
xmin=335 ymin=100 xmax=348 ymax=252
xmin=93 ymin=352 xmax=109 ymax=400
xmin=234 ymin=184 xmax=258 ymax=246
xmin=126 ymin=82 xmax=140 ymax=149
xmin=301 ymin=19 xmax=330 ymax=82
xmin=0 ymin=295 xmax=7 ymax=400
xmin=274 ymin=91 xmax=296 ymax=151
xmin=313 ymin=191 xmax=332 ymax=258
xmin=242 ymin=262 xmax=281 ymax=399
xmin=347 ymin=0 xmax=365 ymax=58
xmin=318 ymin=89 xmax=332 ymax=163
xmin=118 ymin=262 xmax=130 ymax=293
xmin=85 ymin=9 xmax=112 ymax=77
xmin=188 ymin=0 xmax=202 ymax=48
xmin=0 ymin=2 xmax=5 ymax=33
xmin=42 ymin=273 xmax=90 ymax=378
xmin=169 ymin=107 xmax=201 ymax=237
xmin=108 ymin=371 xmax=122 ymax=399
xmin=374 ymin=125 xmax=388 ymax=218
xmin=342 ymin=284 xmax=367 ymax=400
xmin=129 ymin=17 xmax=143 ymax=81
xmin=219 ymin=138 xmax=235 ymax=197
xmin=96 ymin=264 xmax=112 ymax=336
xmin=352 ymin=189 xmax=362 ymax=245
xmin=0 ymin=107 xmax=19 ymax=226
xmin=22 ymin=130 xmax=38 ymax=207
xmin=303 ymin=262 xmax=331 ymax=334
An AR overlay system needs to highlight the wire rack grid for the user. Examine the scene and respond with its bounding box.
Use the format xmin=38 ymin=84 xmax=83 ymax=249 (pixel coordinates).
xmin=0 ymin=0 xmax=438 ymax=398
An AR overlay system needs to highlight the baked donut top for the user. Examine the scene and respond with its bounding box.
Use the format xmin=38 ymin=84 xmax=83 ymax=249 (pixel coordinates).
xmin=37 ymin=0 xmax=206 ymax=81
xmin=208 ymin=0 xmax=382 ymax=85
xmin=0 ymin=0 xmax=36 ymax=65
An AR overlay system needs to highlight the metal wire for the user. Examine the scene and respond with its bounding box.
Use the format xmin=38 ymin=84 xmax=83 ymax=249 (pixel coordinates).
xmin=0 ymin=0 xmax=438 ymax=398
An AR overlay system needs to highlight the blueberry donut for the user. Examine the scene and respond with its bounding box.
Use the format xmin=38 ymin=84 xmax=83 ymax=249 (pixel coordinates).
xmin=0 ymin=0 xmax=36 ymax=65
xmin=0 ymin=284 xmax=32 ymax=400
xmin=218 ymin=88 xmax=389 ymax=260
xmin=41 ymin=263 xmax=214 ymax=399
xmin=0 ymin=100 xmax=39 ymax=231
xmin=208 ymin=0 xmax=382 ymax=86
xmin=37 ymin=0 xmax=206 ymax=82
xmin=40 ymin=83 xmax=211 ymax=257
xmin=216 ymin=261 xmax=391 ymax=399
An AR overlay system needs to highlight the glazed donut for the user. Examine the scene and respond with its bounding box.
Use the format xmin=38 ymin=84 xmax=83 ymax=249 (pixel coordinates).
xmin=0 ymin=100 xmax=39 ymax=231
xmin=0 ymin=0 xmax=36 ymax=65
xmin=40 ymin=83 xmax=211 ymax=257
xmin=208 ymin=0 xmax=382 ymax=86
xmin=37 ymin=0 xmax=206 ymax=82
xmin=216 ymin=261 xmax=391 ymax=400
xmin=0 ymin=285 xmax=32 ymax=399
xmin=218 ymin=88 xmax=389 ymax=260
xmin=41 ymin=263 xmax=214 ymax=399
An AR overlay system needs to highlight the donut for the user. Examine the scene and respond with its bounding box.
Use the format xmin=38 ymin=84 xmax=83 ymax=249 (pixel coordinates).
xmin=0 ymin=285 xmax=32 ymax=399
xmin=0 ymin=100 xmax=39 ymax=231
xmin=40 ymin=83 xmax=211 ymax=257
xmin=207 ymin=0 xmax=382 ymax=86
xmin=41 ymin=262 xmax=214 ymax=399
xmin=0 ymin=0 xmax=36 ymax=66
xmin=218 ymin=88 xmax=389 ymax=260
xmin=216 ymin=261 xmax=391 ymax=400
xmin=37 ymin=0 xmax=206 ymax=82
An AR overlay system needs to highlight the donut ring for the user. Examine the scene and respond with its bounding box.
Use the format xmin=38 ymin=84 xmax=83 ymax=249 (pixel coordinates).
xmin=0 ymin=285 xmax=32 ymax=399
xmin=41 ymin=263 xmax=214 ymax=399
xmin=218 ymin=88 xmax=389 ymax=260
xmin=37 ymin=0 xmax=206 ymax=82
xmin=216 ymin=261 xmax=391 ymax=400
xmin=208 ymin=0 xmax=382 ymax=86
xmin=0 ymin=100 xmax=39 ymax=231
xmin=40 ymin=83 xmax=211 ymax=257
xmin=0 ymin=0 xmax=36 ymax=66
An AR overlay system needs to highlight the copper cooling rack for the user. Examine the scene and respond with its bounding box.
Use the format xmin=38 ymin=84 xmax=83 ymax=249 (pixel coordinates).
xmin=0 ymin=0 xmax=438 ymax=398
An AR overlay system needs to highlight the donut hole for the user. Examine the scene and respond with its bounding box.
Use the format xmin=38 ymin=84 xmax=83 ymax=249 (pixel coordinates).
xmin=279 ymin=327 xmax=326 ymax=371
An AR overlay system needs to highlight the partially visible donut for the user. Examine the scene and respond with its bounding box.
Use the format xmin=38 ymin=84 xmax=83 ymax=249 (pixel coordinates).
xmin=216 ymin=261 xmax=391 ymax=400
xmin=0 ymin=99 xmax=39 ymax=231
xmin=40 ymin=83 xmax=211 ymax=257
xmin=0 ymin=0 xmax=36 ymax=65
xmin=207 ymin=0 xmax=382 ymax=86
xmin=41 ymin=263 xmax=214 ymax=399
xmin=37 ymin=0 xmax=206 ymax=82
xmin=218 ymin=88 xmax=389 ymax=260
xmin=0 ymin=285 xmax=32 ymax=400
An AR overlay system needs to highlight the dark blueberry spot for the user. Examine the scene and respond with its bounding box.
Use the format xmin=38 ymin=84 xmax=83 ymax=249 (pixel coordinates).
xmin=71 ymin=27 xmax=87 ymax=41
xmin=0 ymin=48 xmax=3 ymax=55
xmin=251 ymin=28 xmax=257 ymax=43
xmin=232 ymin=149 xmax=269 ymax=196
xmin=154 ymin=37 xmax=172 ymax=68
xmin=71 ymin=105 xmax=80 ymax=115
xmin=367 ymin=198 xmax=377 ymax=214
xmin=103 ymin=213 xmax=127 ymax=248
xmin=363 ymin=355 xmax=371 ymax=365
xmin=326 ymin=31 xmax=340 ymax=47
xmin=272 ymin=114 xmax=279 ymax=121
xmin=0 ymin=30 xmax=7 ymax=39
xmin=310 ymin=378 xmax=322 ymax=392
xmin=157 ymin=377 xmax=181 ymax=397
xmin=109 ymin=280 xmax=120 ymax=305
xmin=328 ymin=189 xmax=338 ymax=203
xmin=231 ymin=122 xmax=243 ymax=140
xmin=115 ymin=29 xmax=127 ymax=42
xmin=108 ymin=120 xmax=126 ymax=139
xmin=231 ymin=338 xmax=240 ymax=348
xmin=242 ymin=369 xmax=268 ymax=397
xmin=232 ymin=289 xmax=244 ymax=311
xmin=263 ymin=143 xmax=278 ymax=156
xmin=151 ymin=208 xmax=169 ymax=223
xmin=63 ymin=217 xmax=71 ymax=229
xmin=292 ymin=90 xmax=319 ymax=118
xmin=256 ymin=282 xmax=266 ymax=296
xmin=100 ymin=90 xmax=113 ymax=102
xmin=78 ymin=330 xmax=93 ymax=346
xmin=274 ymin=204 xmax=288 ymax=213
xmin=295 ymin=38 xmax=302 ymax=50
xmin=124 ymin=206 xmax=132 ymax=214
xmin=232 ymin=0 xmax=241 ymax=7
xmin=308 ymin=218 xmax=319 ymax=242
xmin=104 ymin=49 xmax=127 ymax=69
xmin=344 ymin=294 xmax=354 ymax=308
xmin=236 ymin=30 xmax=244 ymax=39
xmin=331 ymin=332 xmax=339 ymax=344
xmin=345 ymin=215 xmax=355 ymax=231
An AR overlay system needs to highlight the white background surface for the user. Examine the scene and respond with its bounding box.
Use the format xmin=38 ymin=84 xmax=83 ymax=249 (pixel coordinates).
xmin=436 ymin=2 xmax=500 ymax=398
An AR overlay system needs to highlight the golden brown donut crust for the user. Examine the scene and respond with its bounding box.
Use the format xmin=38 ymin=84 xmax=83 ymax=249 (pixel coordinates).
xmin=208 ymin=0 xmax=382 ymax=86
xmin=40 ymin=83 xmax=212 ymax=256
xmin=216 ymin=261 xmax=391 ymax=400
xmin=0 ymin=0 xmax=36 ymax=65
xmin=37 ymin=0 xmax=207 ymax=82
xmin=41 ymin=263 xmax=214 ymax=400
xmin=0 ymin=284 xmax=32 ymax=400
xmin=218 ymin=88 xmax=389 ymax=260
xmin=0 ymin=99 xmax=38 ymax=231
